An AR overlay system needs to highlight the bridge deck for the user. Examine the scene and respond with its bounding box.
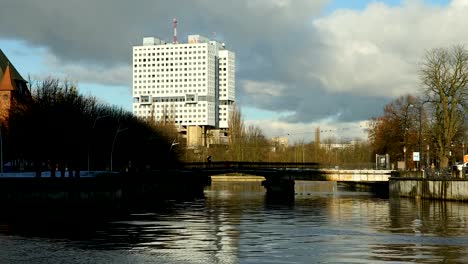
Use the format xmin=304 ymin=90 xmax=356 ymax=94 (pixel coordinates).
xmin=182 ymin=162 xmax=391 ymax=182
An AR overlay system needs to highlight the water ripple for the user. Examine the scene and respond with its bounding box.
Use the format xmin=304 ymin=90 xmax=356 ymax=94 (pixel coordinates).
xmin=0 ymin=181 xmax=467 ymax=263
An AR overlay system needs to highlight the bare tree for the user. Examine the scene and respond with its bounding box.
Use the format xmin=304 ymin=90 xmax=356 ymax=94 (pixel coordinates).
xmin=244 ymin=125 xmax=270 ymax=161
xmin=368 ymin=95 xmax=420 ymax=169
xmin=228 ymin=104 xmax=245 ymax=160
xmin=420 ymin=45 xmax=468 ymax=168
xmin=5 ymin=76 xmax=182 ymax=174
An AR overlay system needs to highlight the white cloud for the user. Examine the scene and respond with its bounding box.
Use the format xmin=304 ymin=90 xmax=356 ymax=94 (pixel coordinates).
xmin=234 ymin=1 xmax=468 ymax=124
xmin=310 ymin=1 xmax=468 ymax=97
xmin=451 ymin=0 xmax=468 ymax=7
xmin=245 ymin=118 xmax=368 ymax=143
xmin=2 ymin=0 xmax=468 ymax=127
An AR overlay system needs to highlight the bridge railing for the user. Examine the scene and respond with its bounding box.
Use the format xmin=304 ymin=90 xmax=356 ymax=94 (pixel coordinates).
xmin=182 ymin=161 xmax=321 ymax=170
xmin=321 ymin=163 xmax=376 ymax=170
xmin=392 ymin=168 xmax=468 ymax=179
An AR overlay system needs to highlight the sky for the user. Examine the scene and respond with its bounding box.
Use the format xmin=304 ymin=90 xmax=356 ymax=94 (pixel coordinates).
xmin=0 ymin=0 xmax=466 ymax=143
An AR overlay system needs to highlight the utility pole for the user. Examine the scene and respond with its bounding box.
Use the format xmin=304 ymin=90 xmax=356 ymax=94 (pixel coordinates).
xmin=418 ymin=101 xmax=429 ymax=170
xmin=168 ymin=139 xmax=179 ymax=162
xmin=403 ymin=146 xmax=407 ymax=170
xmin=88 ymin=115 xmax=110 ymax=173
xmin=426 ymin=144 xmax=430 ymax=168
xmin=110 ymin=124 xmax=128 ymax=172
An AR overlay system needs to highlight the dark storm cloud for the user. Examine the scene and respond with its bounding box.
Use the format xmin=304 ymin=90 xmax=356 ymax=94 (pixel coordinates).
xmin=0 ymin=0 xmax=393 ymax=123
xmin=240 ymin=79 xmax=389 ymax=122
xmin=0 ymin=0 xmax=325 ymax=65
xmin=281 ymin=92 xmax=389 ymax=123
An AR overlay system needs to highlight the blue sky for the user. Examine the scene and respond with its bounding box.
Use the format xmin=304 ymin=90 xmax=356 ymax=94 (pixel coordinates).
xmin=325 ymin=0 xmax=448 ymax=14
xmin=0 ymin=0 xmax=463 ymax=141
xmin=0 ymin=39 xmax=132 ymax=110
xmin=325 ymin=0 xmax=402 ymax=13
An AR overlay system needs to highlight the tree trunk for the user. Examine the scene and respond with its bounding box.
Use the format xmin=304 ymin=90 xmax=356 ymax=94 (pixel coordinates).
xmin=439 ymin=156 xmax=449 ymax=169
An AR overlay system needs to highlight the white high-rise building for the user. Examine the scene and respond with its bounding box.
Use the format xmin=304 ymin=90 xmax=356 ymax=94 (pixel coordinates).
xmin=132 ymin=35 xmax=235 ymax=146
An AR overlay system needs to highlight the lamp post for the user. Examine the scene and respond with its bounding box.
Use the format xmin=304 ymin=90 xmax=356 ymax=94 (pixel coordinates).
xmin=463 ymin=142 xmax=465 ymax=158
xmin=403 ymin=146 xmax=407 ymax=170
xmin=110 ymin=124 xmax=128 ymax=172
xmin=88 ymin=115 xmax=110 ymax=173
xmin=418 ymin=101 xmax=429 ymax=170
xmin=402 ymin=103 xmax=414 ymax=170
xmin=426 ymin=144 xmax=430 ymax=168
xmin=168 ymin=139 xmax=179 ymax=161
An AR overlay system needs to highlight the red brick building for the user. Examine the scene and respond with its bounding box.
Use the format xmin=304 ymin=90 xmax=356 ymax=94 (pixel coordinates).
xmin=0 ymin=49 xmax=30 ymax=124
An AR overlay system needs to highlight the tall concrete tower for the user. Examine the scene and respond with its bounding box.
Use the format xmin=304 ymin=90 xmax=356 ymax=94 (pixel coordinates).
xmin=315 ymin=127 xmax=321 ymax=146
xmin=131 ymin=24 xmax=236 ymax=147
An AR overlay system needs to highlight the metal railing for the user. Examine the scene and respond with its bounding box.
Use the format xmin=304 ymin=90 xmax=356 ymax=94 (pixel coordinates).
xmin=182 ymin=161 xmax=321 ymax=170
xmin=392 ymin=168 xmax=467 ymax=179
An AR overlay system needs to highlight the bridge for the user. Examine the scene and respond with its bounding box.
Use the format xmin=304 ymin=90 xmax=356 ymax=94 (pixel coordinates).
xmin=181 ymin=162 xmax=392 ymax=196
xmin=0 ymin=162 xmax=391 ymax=206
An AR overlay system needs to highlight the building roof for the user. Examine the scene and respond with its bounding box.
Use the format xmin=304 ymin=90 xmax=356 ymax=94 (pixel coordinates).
xmin=0 ymin=63 xmax=15 ymax=91
xmin=0 ymin=49 xmax=30 ymax=99
xmin=0 ymin=49 xmax=26 ymax=83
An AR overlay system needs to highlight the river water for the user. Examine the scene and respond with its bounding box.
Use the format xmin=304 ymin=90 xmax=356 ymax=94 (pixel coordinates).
xmin=1 ymin=181 xmax=468 ymax=263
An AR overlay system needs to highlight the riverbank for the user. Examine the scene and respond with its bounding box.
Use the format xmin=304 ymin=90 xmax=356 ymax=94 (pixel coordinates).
xmin=216 ymin=173 xmax=467 ymax=201
xmin=0 ymin=171 xmax=211 ymax=211
xmin=389 ymin=176 xmax=468 ymax=201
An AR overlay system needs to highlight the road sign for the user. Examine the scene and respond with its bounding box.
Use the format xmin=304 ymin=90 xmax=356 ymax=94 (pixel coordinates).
xmin=413 ymin=152 xmax=420 ymax=162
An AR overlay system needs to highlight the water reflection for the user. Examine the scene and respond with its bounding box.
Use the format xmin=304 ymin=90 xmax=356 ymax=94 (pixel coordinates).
xmin=0 ymin=181 xmax=467 ymax=263
xmin=376 ymin=198 xmax=468 ymax=263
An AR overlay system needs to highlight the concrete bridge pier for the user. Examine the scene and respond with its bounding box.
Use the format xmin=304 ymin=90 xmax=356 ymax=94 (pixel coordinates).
xmin=261 ymin=177 xmax=295 ymax=197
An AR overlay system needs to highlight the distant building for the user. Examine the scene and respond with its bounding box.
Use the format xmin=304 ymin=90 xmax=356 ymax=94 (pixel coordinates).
xmin=0 ymin=49 xmax=30 ymax=124
xmin=271 ymin=136 xmax=289 ymax=152
xmin=320 ymin=139 xmax=362 ymax=150
xmin=132 ymin=34 xmax=236 ymax=147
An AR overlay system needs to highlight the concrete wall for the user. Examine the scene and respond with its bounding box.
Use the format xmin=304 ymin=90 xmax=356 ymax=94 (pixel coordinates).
xmin=187 ymin=125 xmax=205 ymax=147
xmin=389 ymin=179 xmax=468 ymax=201
xmin=320 ymin=169 xmax=391 ymax=182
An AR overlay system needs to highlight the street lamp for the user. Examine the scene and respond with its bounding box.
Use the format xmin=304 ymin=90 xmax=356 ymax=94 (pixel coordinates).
xmin=403 ymin=145 xmax=407 ymax=170
xmin=88 ymin=115 xmax=110 ymax=173
xmin=418 ymin=101 xmax=429 ymax=170
xmin=426 ymin=144 xmax=430 ymax=168
xmin=110 ymin=124 xmax=128 ymax=172
xmin=463 ymin=141 xmax=465 ymax=161
xmin=168 ymin=139 xmax=179 ymax=161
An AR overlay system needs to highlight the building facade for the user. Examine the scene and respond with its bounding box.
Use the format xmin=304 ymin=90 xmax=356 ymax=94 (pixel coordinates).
xmin=132 ymin=35 xmax=235 ymax=146
xmin=0 ymin=49 xmax=30 ymax=125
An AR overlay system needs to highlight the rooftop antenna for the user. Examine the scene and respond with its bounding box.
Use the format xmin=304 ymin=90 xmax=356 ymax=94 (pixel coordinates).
xmin=173 ymin=18 xmax=178 ymax=44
